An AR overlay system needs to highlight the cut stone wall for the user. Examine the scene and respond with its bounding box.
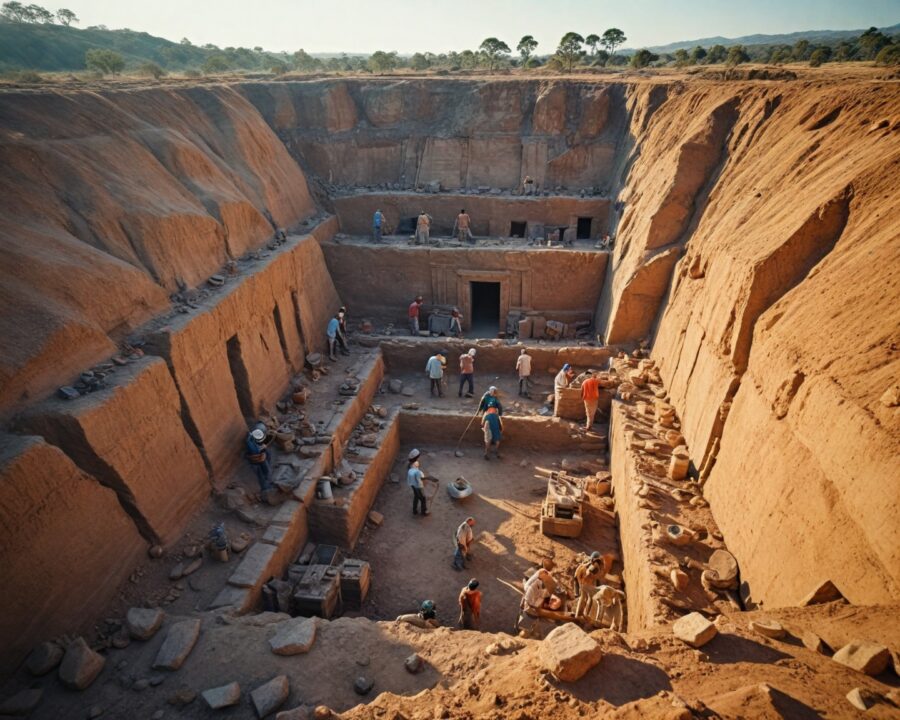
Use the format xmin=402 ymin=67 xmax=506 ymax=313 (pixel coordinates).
xmin=0 ymin=435 xmax=146 ymax=675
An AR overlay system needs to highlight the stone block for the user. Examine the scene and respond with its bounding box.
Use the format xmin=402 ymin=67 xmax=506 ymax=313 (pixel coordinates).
xmin=540 ymin=623 xmax=602 ymax=682
xmin=748 ymin=619 xmax=785 ymax=640
xmin=833 ymin=641 xmax=890 ymax=675
xmin=153 ymin=619 xmax=201 ymax=670
xmin=269 ymin=617 xmax=317 ymax=656
xmin=801 ymin=630 xmax=826 ymax=653
xmin=673 ymin=612 xmax=718 ymax=648
xmin=251 ymin=675 xmax=290 ymax=718
xmin=228 ymin=543 xmax=278 ymax=588
xmin=367 ymin=510 xmax=384 ymax=527
xmin=58 ymin=637 xmax=105 ymax=690
xmin=202 ymin=681 xmax=241 ymax=709
xmin=272 ymin=500 xmax=302 ymax=525
xmin=126 ymin=607 xmax=165 ymax=640
xmin=209 ymin=586 xmax=249 ymax=610
xmin=262 ymin=524 xmax=288 ymax=546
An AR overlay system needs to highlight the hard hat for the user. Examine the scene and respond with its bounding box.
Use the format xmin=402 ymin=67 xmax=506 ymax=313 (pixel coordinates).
xmin=250 ymin=428 xmax=265 ymax=441
xmin=489 ymin=386 xmax=497 ymax=393
xmin=421 ymin=599 xmax=435 ymax=612
xmin=408 ymin=449 xmax=421 ymax=461
xmin=468 ymin=348 xmax=476 ymax=356
xmin=590 ymin=551 xmax=601 ymax=561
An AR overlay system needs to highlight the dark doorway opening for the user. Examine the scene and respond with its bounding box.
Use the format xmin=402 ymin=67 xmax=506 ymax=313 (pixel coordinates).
xmin=576 ymin=217 xmax=592 ymax=239
xmin=396 ymin=216 xmax=418 ymax=234
xmin=470 ymin=282 xmax=501 ymax=336
xmin=510 ymin=220 xmax=527 ymax=238
xmin=272 ymin=304 xmax=291 ymax=364
xmin=226 ymin=334 xmax=255 ymax=419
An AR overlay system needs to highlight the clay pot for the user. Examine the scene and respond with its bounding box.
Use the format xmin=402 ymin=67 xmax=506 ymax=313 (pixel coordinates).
xmin=666 ymin=524 xmax=694 ymax=546
xmin=665 ymin=430 xmax=685 ymax=447
xmin=669 ymin=451 xmax=690 ymax=481
xmin=292 ymin=388 xmax=309 ymax=405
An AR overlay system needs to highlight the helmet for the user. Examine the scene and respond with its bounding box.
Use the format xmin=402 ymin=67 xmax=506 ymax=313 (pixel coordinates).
xmin=468 ymin=579 xmax=479 ymax=590
xmin=468 ymin=348 xmax=476 ymax=356
xmin=408 ymin=449 xmax=421 ymax=461
xmin=421 ymin=599 xmax=435 ymax=612
xmin=250 ymin=428 xmax=265 ymax=441
xmin=590 ymin=551 xmax=601 ymax=561
xmin=489 ymin=386 xmax=497 ymax=394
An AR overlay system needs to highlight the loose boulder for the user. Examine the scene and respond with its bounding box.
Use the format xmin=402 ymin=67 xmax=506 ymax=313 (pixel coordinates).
xmin=748 ymin=619 xmax=786 ymax=640
xmin=202 ymin=681 xmax=241 ymax=710
xmin=269 ymin=617 xmax=317 ymax=656
xmin=833 ymin=641 xmax=890 ymax=675
xmin=251 ymin=676 xmax=290 ymax=717
xmin=673 ymin=612 xmax=718 ymax=648
xmin=58 ymin=637 xmax=105 ymax=690
xmin=540 ymin=623 xmax=603 ymax=682
xmin=126 ymin=607 xmax=165 ymax=640
xmin=153 ymin=619 xmax=202 ymax=670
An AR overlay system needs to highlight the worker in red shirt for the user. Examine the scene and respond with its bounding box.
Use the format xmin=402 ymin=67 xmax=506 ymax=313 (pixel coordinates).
xmin=580 ymin=370 xmax=601 ymax=431
xmin=458 ymin=578 xmax=482 ymax=629
xmin=408 ymin=295 xmax=424 ymax=336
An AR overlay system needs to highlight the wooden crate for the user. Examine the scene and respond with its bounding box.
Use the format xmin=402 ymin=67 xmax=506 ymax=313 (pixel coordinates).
xmin=340 ymin=559 xmax=371 ymax=609
xmin=292 ymin=564 xmax=342 ymax=619
xmin=540 ymin=501 xmax=584 ymax=537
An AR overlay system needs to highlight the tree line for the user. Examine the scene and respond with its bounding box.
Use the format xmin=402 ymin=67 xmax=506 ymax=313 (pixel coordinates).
xmin=1 ymin=2 xmax=76 ymax=25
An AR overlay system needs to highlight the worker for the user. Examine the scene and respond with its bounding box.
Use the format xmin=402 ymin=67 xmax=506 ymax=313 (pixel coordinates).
xmin=245 ymin=427 xmax=273 ymax=494
xmin=481 ymin=406 xmax=503 ymax=460
xmin=515 ymin=568 xmax=551 ymax=637
xmin=407 ymin=449 xmax=429 ymax=516
xmin=425 ymin=350 xmax=446 ymax=398
xmin=581 ymin=369 xmax=601 ymax=431
xmin=452 ymin=208 xmax=474 ymax=244
xmin=554 ymin=363 xmax=575 ymax=396
xmin=449 ymin=307 xmax=463 ymax=337
xmin=458 ymin=348 xmax=476 ymax=398
xmin=515 ymin=348 xmax=532 ymax=397
xmin=335 ymin=307 xmax=351 ymax=356
xmin=574 ymin=552 xmax=613 ymax=617
xmin=326 ymin=313 xmax=341 ymax=361
xmin=522 ymin=175 xmax=535 ymax=196
xmin=458 ymin=579 xmax=482 ymax=629
xmin=595 ymin=233 xmax=611 ymax=250
xmin=408 ymin=295 xmax=424 ymax=336
xmin=415 ymin=210 xmax=431 ymax=245
xmin=373 ymin=209 xmax=384 ymax=243
xmin=453 ymin=516 xmax=476 ymax=570
xmin=477 ymin=386 xmax=503 ymax=416
xmin=396 ymin=599 xmax=439 ymax=628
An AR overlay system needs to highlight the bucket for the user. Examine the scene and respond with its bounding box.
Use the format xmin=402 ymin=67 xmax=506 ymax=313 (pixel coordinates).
xmin=318 ymin=479 xmax=334 ymax=500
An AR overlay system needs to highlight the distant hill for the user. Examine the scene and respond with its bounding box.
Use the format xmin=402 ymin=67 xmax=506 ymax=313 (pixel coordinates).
xmin=0 ymin=20 xmax=286 ymax=72
xmin=642 ymin=23 xmax=900 ymax=54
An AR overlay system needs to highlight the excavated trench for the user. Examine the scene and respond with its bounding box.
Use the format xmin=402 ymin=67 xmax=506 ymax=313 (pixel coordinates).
xmin=0 ymin=76 xmax=897 ymax=717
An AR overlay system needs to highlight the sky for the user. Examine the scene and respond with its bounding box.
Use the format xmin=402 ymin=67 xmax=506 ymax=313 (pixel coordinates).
xmin=63 ymin=0 xmax=900 ymax=54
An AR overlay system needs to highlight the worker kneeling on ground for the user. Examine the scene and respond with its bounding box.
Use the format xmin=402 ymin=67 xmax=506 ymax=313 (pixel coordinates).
xmin=516 ymin=568 xmax=552 ymax=638
xmin=573 ymin=551 xmax=613 ymax=618
xmin=396 ymin=599 xmax=439 ymax=629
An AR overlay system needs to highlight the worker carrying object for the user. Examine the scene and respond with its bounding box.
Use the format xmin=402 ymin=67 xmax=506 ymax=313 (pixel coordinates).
xmin=245 ymin=427 xmax=273 ymax=493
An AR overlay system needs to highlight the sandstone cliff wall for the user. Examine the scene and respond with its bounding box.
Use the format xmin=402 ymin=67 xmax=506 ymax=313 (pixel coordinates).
xmin=602 ymin=80 xmax=900 ymax=605
xmin=0 ymin=85 xmax=317 ymax=418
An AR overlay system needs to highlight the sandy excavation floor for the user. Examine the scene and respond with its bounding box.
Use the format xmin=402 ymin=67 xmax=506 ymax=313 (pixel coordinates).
xmin=353 ymin=446 xmax=619 ymax=633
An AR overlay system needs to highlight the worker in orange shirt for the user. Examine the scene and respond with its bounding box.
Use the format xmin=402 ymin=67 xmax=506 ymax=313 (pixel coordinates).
xmin=580 ymin=370 xmax=601 ymax=431
xmin=458 ymin=578 xmax=482 ymax=629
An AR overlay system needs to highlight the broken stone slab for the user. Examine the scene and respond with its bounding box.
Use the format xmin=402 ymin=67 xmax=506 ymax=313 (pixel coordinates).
xmin=269 ymin=617 xmax=317 ymax=656
xmin=673 ymin=613 xmax=718 ymax=648
xmin=367 ymin=510 xmax=384 ymax=527
xmin=58 ymin=637 xmax=105 ymax=690
xmin=799 ymin=579 xmax=845 ymax=606
xmin=748 ymin=619 xmax=785 ymax=640
xmin=833 ymin=641 xmax=890 ymax=675
xmin=202 ymin=681 xmax=242 ymax=710
xmin=153 ymin=619 xmax=202 ymax=670
xmin=541 ymin=623 xmax=602 ymax=682
xmin=846 ymin=687 xmax=882 ymax=711
xmin=801 ymin=630 xmax=826 ymax=653
xmin=182 ymin=557 xmax=202 ymax=577
xmin=126 ymin=607 xmax=165 ymax=640
xmin=0 ymin=687 xmax=43 ymax=715
xmin=25 ymin=641 xmax=64 ymax=676
xmin=251 ymin=675 xmax=290 ymax=718
xmin=209 ymin=585 xmax=249 ymax=611
xmin=228 ymin=542 xmax=277 ymax=588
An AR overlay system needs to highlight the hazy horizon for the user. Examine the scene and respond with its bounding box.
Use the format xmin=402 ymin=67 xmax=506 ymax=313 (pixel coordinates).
xmin=42 ymin=0 xmax=900 ymax=54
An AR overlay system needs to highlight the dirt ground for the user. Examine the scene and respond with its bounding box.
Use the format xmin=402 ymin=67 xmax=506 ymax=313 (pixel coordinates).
xmin=353 ymin=445 xmax=619 ymax=633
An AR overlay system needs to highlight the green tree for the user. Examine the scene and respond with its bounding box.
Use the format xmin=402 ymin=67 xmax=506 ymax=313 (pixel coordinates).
xmin=674 ymin=48 xmax=690 ymax=67
xmin=270 ymin=62 xmax=288 ymax=75
xmin=834 ymin=41 xmax=854 ymax=61
xmin=84 ymin=48 xmax=125 ymax=75
xmin=0 ymin=1 xmax=28 ymax=21
xmin=517 ymin=35 xmax=538 ymax=65
xmin=726 ymin=45 xmax=750 ymax=66
xmin=410 ymin=52 xmax=430 ymax=71
xmin=585 ymin=33 xmax=600 ymax=56
xmin=368 ymin=50 xmax=398 ymax=74
xmin=26 ymin=3 xmax=53 ymax=22
xmin=630 ymin=49 xmax=658 ymax=68
xmin=479 ymin=37 xmax=511 ymax=70
xmin=292 ymin=49 xmax=322 ymax=72
xmin=139 ymin=62 xmax=165 ymax=79
xmin=707 ymin=44 xmax=727 ymax=63
xmin=859 ymin=27 xmax=890 ymax=60
xmin=556 ymin=32 xmax=585 ymax=71
xmin=770 ymin=48 xmax=789 ymax=65
xmin=875 ymin=44 xmax=900 ymax=66
xmin=459 ymin=49 xmax=478 ymax=69
xmin=202 ymin=54 xmax=230 ymax=74
xmin=808 ymin=47 xmax=831 ymax=67
xmin=55 ymin=7 xmax=77 ymax=24
xmin=690 ymin=46 xmax=707 ymax=64
xmin=601 ymin=28 xmax=626 ymax=56
xmin=180 ymin=37 xmax=192 ymax=46
xmin=792 ymin=39 xmax=810 ymax=61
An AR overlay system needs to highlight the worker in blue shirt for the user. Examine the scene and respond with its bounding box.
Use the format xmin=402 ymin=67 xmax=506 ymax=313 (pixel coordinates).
xmin=407 ymin=448 xmax=430 ymax=516
xmin=373 ymin=209 xmax=384 ymax=243
xmin=245 ymin=427 xmax=273 ymax=492
xmin=326 ymin=313 xmax=340 ymax=361
xmin=425 ymin=350 xmax=446 ymax=397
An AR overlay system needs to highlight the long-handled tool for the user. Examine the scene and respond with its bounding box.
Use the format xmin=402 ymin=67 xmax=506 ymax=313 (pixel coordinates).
xmin=455 ymin=407 xmax=482 ymax=450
